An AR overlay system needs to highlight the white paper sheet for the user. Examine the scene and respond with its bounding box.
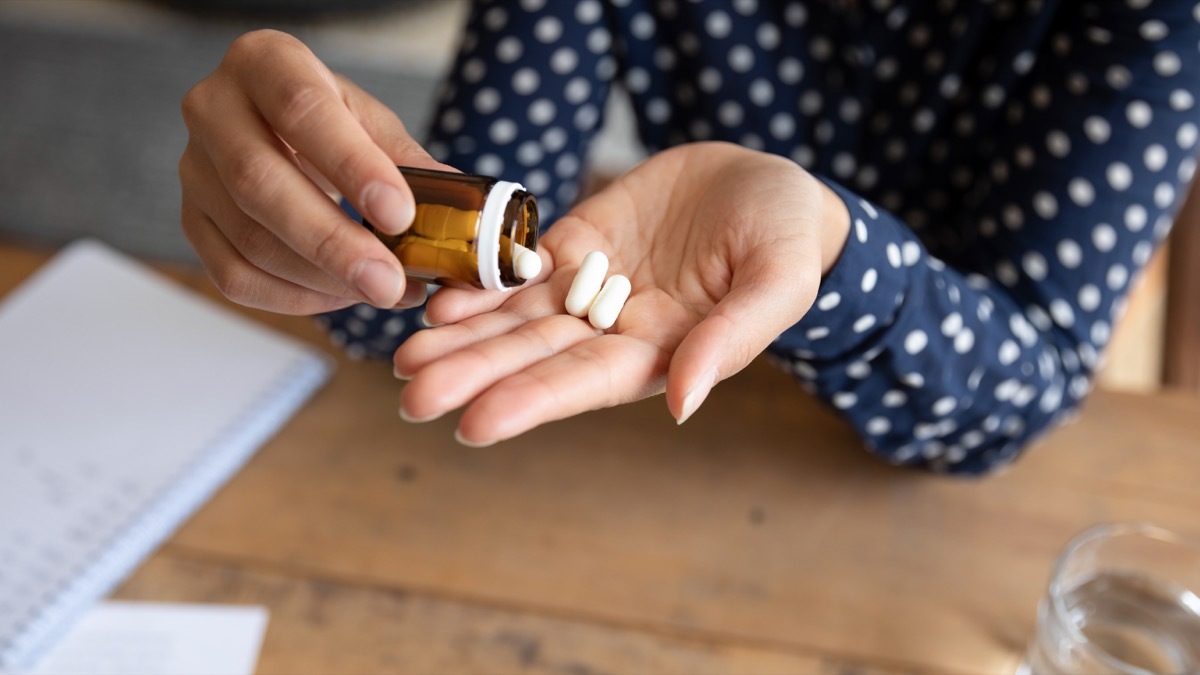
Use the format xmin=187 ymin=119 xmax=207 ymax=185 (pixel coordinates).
xmin=9 ymin=602 xmax=268 ymax=675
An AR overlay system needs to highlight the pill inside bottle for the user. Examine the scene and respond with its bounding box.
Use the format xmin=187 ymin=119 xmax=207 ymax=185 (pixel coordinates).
xmin=363 ymin=167 xmax=539 ymax=291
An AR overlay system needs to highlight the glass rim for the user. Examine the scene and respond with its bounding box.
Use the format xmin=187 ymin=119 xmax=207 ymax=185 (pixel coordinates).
xmin=1046 ymin=522 xmax=1200 ymax=674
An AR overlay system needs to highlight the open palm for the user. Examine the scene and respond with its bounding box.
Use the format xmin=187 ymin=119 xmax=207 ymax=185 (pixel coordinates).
xmin=394 ymin=142 xmax=841 ymax=446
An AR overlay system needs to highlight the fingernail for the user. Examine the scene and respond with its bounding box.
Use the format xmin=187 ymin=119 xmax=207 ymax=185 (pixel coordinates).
xmin=353 ymin=259 xmax=404 ymax=308
xmin=399 ymin=405 xmax=441 ymax=423
xmin=397 ymin=282 xmax=428 ymax=309
xmin=363 ymin=182 xmax=415 ymax=234
xmin=393 ymin=365 xmax=411 ymax=381
xmin=454 ymin=428 xmax=495 ymax=448
xmin=676 ymin=370 xmax=718 ymax=425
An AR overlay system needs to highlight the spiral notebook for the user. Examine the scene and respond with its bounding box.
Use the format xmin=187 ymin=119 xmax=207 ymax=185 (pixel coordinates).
xmin=0 ymin=240 xmax=332 ymax=669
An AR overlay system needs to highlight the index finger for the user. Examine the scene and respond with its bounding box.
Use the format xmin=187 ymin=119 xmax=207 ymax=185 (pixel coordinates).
xmin=232 ymin=31 xmax=420 ymax=235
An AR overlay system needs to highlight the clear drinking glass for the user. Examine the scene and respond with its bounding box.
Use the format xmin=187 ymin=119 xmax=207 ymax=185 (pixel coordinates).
xmin=1022 ymin=523 xmax=1200 ymax=674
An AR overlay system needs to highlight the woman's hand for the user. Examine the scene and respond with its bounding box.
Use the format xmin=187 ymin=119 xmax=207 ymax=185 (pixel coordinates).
xmin=393 ymin=142 xmax=851 ymax=445
xmin=179 ymin=29 xmax=448 ymax=314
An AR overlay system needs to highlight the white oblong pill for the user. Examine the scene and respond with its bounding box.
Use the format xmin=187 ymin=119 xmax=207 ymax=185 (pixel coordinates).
xmin=513 ymin=244 xmax=542 ymax=280
xmin=588 ymin=274 xmax=631 ymax=330
xmin=565 ymin=250 xmax=609 ymax=317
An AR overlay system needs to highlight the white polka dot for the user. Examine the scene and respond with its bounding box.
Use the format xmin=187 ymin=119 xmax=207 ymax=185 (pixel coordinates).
xmin=1057 ymin=239 xmax=1083 ymax=269
xmin=914 ymin=108 xmax=935 ymax=133
xmin=462 ymin=58 xmax=487 ymax=83
xmin=1140 ymin=19 xmax=1169 ymax=41
xmin=769 ymin=112 xmax=795 ymax=140
xmin=853 ymin=315 xmax=877 ymax=333
xmin=883 ymin=243 xmax=902 ymax=269
xmin=837 ymin=154 xmax=859 ymax=180
xmin=905 ymin=329 xmax=929 ymax=354
xmin=718 ymin=100 xmax=743 ymax=127
xmin=954 ymin=328 xmax=975 ymax=354
xmin=833 ymin=392 xmax=858 ymax=409
xmin=1050 ymin=299 xmax=1075 ymax=328
xmin=1125 ymin=204 xmax=1148 ymax=232
xmin=1092 ymin=320 xmax=1111 ymax=345
xmin=1066 ymin=72 xmax=1088 ymax=95
xmin=646 ymin=98 xmax=671 ymax=124
xmin=550 ymin=47 xmax=578 ymax=75
xmin=1155 ymin=50 xmax=1182 ymax=77
xmin=699 ymin=68 xmax=723 ymax=93
xmin=541 ymin=127 xmax=567 ymax=153
xmin=778 ymin=57 xmax=804 ymax=84
xmin=1023 ymin=251 xmax=1048 ymax=280
xmin=806 ymin=326 xmax=830 ymax=340
xmin=475 ymin=153 xmax=503 ymax=176
xmin=749 ymin=79 xmax=774 ymax=106
xmin=564 ymin=77 xmax=591 ymax=105
xmin=523 ymin=169 xmax=550 ymax=194
xmin=1107 ymin=162 xmax=1133 ymax=191
xmin=882 ymin=390 xmax=907 ymax=407
xmin=1178 ymin=122 xmax=1199 ymax=149
xmin=555 ymin=153 xmax=580 ymax=178
xmin=520 ymin=0 xmax=544 ymax=11
xmin=728 ymin=45 xmax=755 ymax=72
xmin=861 ymin=268 xmax=878 ymax=292
xmin=630 ymin=12 xmax=655 ymax=40
xmin=901 ymin=241 xmax=921 ymax=266
xmin=1082 ymin=116 xmax=1110 ymax=144
xmin=1106 ymin=64 xmax=1133 ymax=90
xmin=1079 ymin=284 xmax=1102 ymax=312
xmin=1181 ymin=157 xmax=1197 ymax=183
xmin=534 ymin=15 xmax=563 ymax=43
xmin=902 ymin=372 xmax=925 ymax=388
xmin=847 ymin=360 xmax=871 ymax=378
xmin=574 ymin=104 xmax=599 ymax=130
xmin=941 ymin=312 xmax=963 ymax=337
xmin=516 ymin=140 xmax=543 ymax=166
xmin=999 ymin=340 xmax=1020 ymax=365
xmin=1144 ymin=144 xmax=1168 ymax=172
xmin=757 ymin=22 xmax=780 ymax=50
xmin=995 ymin=378 xmax=1020 ymax=401
xmin=1033 ymin=191 xmax=1059 ymax=219
xmin=655 ymin=46 xmax=677 ymax=70
xmin=488 ymin=118 xmax=517 ymax=145
xmin=474 ymin=87 xmax=501 ymax=114
xmin=1031 ymin=85 xmax=1053 ymax=109
xmin=1046 ymin=130 xmax=1071 ymax=158
xmin=440 ymin=108 xmax=464 ymax=134
xmin=983 ymin=84 xmax=1005 ymax=109
xmin=587 ymin=27 xmax=611 ymax=54
xmin=483 ymin=6 xmax=507 ymax=31
xmin=1107 ymin=263 xmax=1129 ymax=290
xmin=817 ymin=291 xmax=841 ymax=311
xmin=575 ymin=0 xmax=602 ymax=24
xmin=793 ymin=360 xmax=817 ymax=380
xmin=800 ymin=90 xmax=823 ymax=115
xmin=1127 ymin=100 xmax=1153 ymax=128
xmin=512 ymin=67 xmax=540 ymax=95
xmin=1065 ymin=179 xmax=1096 ymax=209
xmin=932 ymin=396 xmax=957 ymax=417
xmin=1093 ymin=223 xmax=1117 ymax=252
xmin=996 ymin=260 xmax=1019 ymax=287
xmin=1133 ymin=240 xmax=1155 ymax=266
xmin=705 ymin=9 xmax=732 ymax=38
xmin=1155 ymin=182 xmax=1176 ymax=208
xmin=866 ymin=417 xmax=891 ymax=435
xmin=1171 ymin=89 xmax=1195 ymax=111
xmin=810 ymin=36 xmax=833 ymax=61
xmin=496 ymin=36 xmax=523 ymax=63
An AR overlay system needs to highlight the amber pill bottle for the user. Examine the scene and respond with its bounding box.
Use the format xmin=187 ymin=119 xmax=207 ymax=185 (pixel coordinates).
xmin=363 ymin=167 xmax=539 ymax=291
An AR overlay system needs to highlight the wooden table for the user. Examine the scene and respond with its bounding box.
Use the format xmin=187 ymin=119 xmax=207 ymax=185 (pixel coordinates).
xmin=4 ymin=241 xmax=1200 ymax=674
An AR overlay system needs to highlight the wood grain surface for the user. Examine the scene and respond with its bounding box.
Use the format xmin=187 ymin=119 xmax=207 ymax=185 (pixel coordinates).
xmin=4 ymin=241 xmax=1200 ymax=674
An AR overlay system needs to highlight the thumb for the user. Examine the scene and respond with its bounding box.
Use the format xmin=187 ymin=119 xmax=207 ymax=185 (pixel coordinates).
xmin=666 ymin=244 xmax=820 ymax=424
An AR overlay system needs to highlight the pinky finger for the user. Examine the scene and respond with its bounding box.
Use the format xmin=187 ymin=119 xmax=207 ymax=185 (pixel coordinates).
xmin=183 ymin=204 xmax=356 ymax=315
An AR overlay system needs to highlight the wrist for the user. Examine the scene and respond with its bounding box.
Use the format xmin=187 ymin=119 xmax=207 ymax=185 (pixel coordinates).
xmin=817 ymin=180 xmax=852 ymax=276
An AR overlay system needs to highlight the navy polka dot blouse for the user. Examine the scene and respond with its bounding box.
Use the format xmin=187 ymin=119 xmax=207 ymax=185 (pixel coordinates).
xmin=322 ymin=0 xmax=1200 ymax=475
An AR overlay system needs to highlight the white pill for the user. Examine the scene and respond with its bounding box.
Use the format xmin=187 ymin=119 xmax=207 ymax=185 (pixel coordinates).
xmin=513 ymin=244 xmax=542 ymax=280
xmin=565 ymin=250 xmax=609 ymax=317
xmin=588 ymin=274 xmax=631 ymax=330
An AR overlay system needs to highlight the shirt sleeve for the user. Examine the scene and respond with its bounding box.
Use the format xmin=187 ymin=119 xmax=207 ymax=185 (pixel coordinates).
xmin=769 ymin=1 xmax=1200 ymax=475
xmin=320 ymin=0 xmax=617 ymax=360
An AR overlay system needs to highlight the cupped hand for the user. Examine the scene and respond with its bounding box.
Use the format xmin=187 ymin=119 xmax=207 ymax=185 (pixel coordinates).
xmin=393 ymin=142 xmax=851 ymax=445
xmin=179 ymin=29 xmax=449 ymax=314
